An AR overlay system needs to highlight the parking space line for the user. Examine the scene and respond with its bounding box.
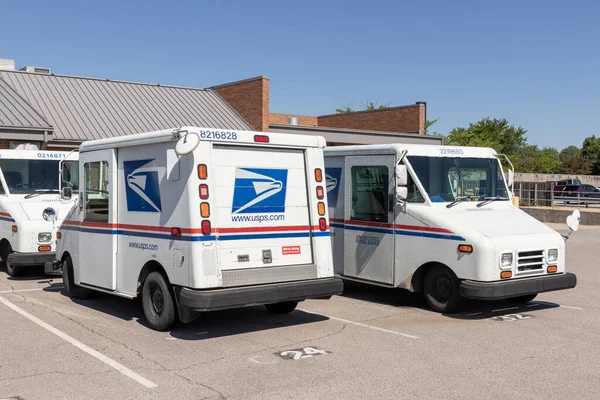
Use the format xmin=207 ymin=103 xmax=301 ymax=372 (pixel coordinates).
xmin=318 ymin=313 xmax=419 ymax=339
xmin=0 ymin=286 xmax=64 ymax=294
xmin=0 ymin=295 xmax=158 ymax=389
xmin=561 ymin=305 xmax=585 ymax=310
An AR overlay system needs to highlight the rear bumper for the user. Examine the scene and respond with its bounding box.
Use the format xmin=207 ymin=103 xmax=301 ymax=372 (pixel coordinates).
xmin=179 ymin=277 xmax=344 ymax=311
xmin=7 ymin=252 xmax=55 ymax=267
xmin=460 ymin=273 xmax=577 ymax=300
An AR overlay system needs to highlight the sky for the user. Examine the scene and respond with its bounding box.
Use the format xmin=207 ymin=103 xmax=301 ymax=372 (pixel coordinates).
xmin=2 ymin=0 xmax=599 ymax=150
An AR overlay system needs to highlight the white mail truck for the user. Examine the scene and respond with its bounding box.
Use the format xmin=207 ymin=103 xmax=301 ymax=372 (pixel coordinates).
xmin=0 ymin=149 xmax=78 ymax=276
xmin=52 ymin=127 xmax=342 ymax=331
xmin=324 ymin=144 xmax=577 ymax=313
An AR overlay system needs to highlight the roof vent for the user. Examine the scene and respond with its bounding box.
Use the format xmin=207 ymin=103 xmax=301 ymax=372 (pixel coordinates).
xmin=19 ymin=66 xmax=51 ymax=74
xmin=0 ymin=58 xmax=15 ymax=71
xmin=288 ymin=117 xmax=298 ymax=126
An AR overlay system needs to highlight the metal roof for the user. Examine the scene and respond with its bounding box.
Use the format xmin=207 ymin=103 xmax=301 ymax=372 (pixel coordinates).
xmin=0 ymin=77 xmax=52 ymax=130
xmin=0 ymin=70 xmax=253 ymax=142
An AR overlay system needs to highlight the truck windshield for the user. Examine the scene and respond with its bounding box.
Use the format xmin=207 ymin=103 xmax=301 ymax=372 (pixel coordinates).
xmin=0 ymin=159 xmax=79 ymax=195
xmin=406 ymin=156 xmax=508 ymax=203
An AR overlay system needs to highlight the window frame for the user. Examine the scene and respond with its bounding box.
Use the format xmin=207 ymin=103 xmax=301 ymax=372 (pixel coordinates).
xmin=350 ymin=165 xmax=390 ymax=223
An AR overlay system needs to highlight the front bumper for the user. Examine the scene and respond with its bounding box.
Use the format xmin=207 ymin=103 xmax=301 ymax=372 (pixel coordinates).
xmin=460 ymin=273 xmax=577 ymax=300
xmin=7 ymin=252 xmax=55 ymax=267
xmin=179 ymin=277 xmax=344 ymax=311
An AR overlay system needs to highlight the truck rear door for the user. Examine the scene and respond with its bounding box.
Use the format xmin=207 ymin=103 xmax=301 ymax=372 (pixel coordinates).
xmin=212 ymin=145 xmax=314 ymax=279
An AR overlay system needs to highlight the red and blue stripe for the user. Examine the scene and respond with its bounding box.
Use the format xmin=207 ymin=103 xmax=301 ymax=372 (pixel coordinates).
xmin=330 ymin=218 xmax=465 ymax=241
xmin=0 ymin=212 xmax=15 ymax=223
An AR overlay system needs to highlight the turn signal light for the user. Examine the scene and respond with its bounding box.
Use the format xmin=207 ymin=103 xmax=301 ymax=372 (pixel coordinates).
xmin=317 ymin=202 xmax=326 ymax=216
xmin=254 ymin=135 xmax=269 ymax=143
xmin=38 ymin=246 xmax=51 ymax=252
xmin=547 ymin=265 xmax=558 ymax=273
xmin=314 ymin=168 xmax=323 ymax=182
xmin=200 ymin=202 xmax=210 ymax=218
xmin=501 ymin=271 xmax=512 ymax=279
xmin=316 ymin=186 xmax=324 ymax=200
xmin=199 ymin=184 xmax=209 ymax=199
xmin=458 ymin=244 xmax=473 ymax=254
xmin=11 ymin=225 xmax=17 ymax=232
xmin=201 ymin=220 xmax=211 ymax=235
xmin=56 ymin=232 xmax=61 ymax=239
xmin=171 ymin=227 xmax=182 ymax=236
xmin=197 ymin=164 xmax=208 ymax=180
xmin=319 ymin=217 xmax=327 ymax=231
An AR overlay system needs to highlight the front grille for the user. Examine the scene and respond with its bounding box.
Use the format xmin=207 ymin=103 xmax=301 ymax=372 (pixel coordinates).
xmin=517 ymin=250 xmax=544 ymax=273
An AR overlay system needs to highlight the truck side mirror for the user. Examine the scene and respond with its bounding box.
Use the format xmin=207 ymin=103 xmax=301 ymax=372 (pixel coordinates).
xmin=61 ymin=186 xmax=72 ymax=200
xmin=396 ymin=187 xmax=408 ymax=201
xmin=395 ymin=165 xmax=408 ymax=186
xmin=507 ymin=169 xmax=514 ymax=187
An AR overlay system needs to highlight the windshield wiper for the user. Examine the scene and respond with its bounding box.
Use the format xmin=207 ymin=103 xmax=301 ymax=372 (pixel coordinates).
xmin=446 ymin=195 xmax=480 ymax=208
xmin=476 ymin=197 xmax=510 ymax=208
xmin=24 ymin=189 xmax=60 ymax=199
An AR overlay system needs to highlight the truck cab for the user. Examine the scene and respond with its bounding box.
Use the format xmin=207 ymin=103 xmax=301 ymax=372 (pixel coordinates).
xmin=0 ymin=149 xmax=78 ymax=276
xmin=325 ymin=144 xmax=576 ymax=312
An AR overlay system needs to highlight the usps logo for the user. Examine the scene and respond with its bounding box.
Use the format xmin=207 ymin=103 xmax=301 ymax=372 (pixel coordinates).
xmin=124 ymin=159 xmax=162 ymax=212
xmin=232 ymin=168 xmax=288 ymax=214
xmin=325 ymin=168 xmax=342 ymax=205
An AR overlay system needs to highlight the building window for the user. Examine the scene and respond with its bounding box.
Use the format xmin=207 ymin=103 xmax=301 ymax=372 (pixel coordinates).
xmin=350 ymin=165 xmax=389 ymax=222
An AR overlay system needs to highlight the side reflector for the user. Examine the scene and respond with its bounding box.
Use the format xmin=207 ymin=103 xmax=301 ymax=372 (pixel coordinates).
xmin=199 ymin=184 xmax=209 ymax=199
xmin=319 ymin=218 xmax=327 ymax=231
xmin=171 ymin=227 xmax=182 ymax=236
xmin=201 ymin=220 xmax=211 ymax=235
xmin=314 ymin=168 xmax=323 ymax=182
xmin=254 ymin=135 xmax=269 ymax=143
xmin=317 ymin=202 xmax=325 ymax=216
xmin=38 ymin=245 xmax=51 ymax=252
xmin=316 ymin=186 xmax=324 ymax=200
xmin=200 ymin=202 xmax=210 ymax=218
xmin=11 ymin=225 xmax=17 ymax=232
xmin=56 ymin=232 xmax=61 ymax=239
xmin=197 ymin=164 xmax=208 ymax=180
xmin=501 ymin=271 xmax=512 ymax=279
xmin=458 ymin=244 xmax=473 ymax=254
xmin=547 ymin=265 xmax=558 ymax=273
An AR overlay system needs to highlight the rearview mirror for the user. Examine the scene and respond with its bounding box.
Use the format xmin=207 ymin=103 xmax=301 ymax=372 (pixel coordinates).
xmin=396 ymin=187 xmax=408 ymax=201
xmin=396 ymin=165 xmax=408 ymax=186
xmin=61 ymin=186 xmax=72 ymax=200
xmin=507 ymin=169 xmax=514 ymax=187
xmin=566 ymin=209 xmax=580 ymax=232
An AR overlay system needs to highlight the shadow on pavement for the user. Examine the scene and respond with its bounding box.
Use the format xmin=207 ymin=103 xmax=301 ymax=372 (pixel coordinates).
xmin=444 ymin=300 xmax=561 ymax=320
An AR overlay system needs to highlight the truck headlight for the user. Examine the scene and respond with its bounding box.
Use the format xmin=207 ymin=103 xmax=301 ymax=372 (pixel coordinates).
xmin=38 ymin=232 xmax=52 ymax=243
xmin=547 ymin=249 xmax=558 ymax=262
xmin=501 ymin=252 xmax=513 ymax=268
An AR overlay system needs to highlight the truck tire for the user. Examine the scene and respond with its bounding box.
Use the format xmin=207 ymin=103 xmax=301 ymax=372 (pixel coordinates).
xmin=506 ymin=294 xmax=537 ymax=304
xmin=142 ymin=272 xmax=176 ymax=331
xmin=1 ymin=245 xmax=20 ymax=277
xmin=62 ymin=256 xmax=91 ymax=300
xmin=423 ymin=265 xmax=462 ymax=313
xmin=265 ymin=301 xmax=298 ymax=314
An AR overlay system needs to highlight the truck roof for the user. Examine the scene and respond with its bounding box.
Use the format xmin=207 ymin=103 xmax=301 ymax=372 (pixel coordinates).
xmin=324 ymin=143 xmax=498 ymax=159
xmin=79 ymin=126 xmax=327 ymax=152
xmin=0 ymin=149 xmax=78 ymax=160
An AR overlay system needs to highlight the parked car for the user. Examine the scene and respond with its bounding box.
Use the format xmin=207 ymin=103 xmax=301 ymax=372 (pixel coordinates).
xmin=560 ymin=184 xmax=600 ymax=204
xmin=553 ymin=179 xmax=582 ymax=196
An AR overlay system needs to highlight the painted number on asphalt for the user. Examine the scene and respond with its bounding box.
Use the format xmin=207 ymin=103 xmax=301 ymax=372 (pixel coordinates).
xmin=491 ymin=313 xmax=534 ymax=322
xmin=277 ymin=347 xmax=329 ymax=360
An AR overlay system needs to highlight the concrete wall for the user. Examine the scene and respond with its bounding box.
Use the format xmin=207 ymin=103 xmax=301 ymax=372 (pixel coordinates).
xmin=521 ymin=207 xmax=600 ymax=226
xmin=515 ymin=173 xmax=600 ymax=186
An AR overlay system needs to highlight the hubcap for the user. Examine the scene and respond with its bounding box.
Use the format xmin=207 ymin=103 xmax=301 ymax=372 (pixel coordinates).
xmin=434 ymin=276 xmax=452 ymax=301
xmin=151 ymin=287 xmax=164 ymax=315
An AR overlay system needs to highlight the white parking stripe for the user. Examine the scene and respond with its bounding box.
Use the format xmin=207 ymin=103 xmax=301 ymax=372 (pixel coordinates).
xmin=0 ymin=295 xmax=158 ymax=389
xmin=317 ymin=313 xmax=419 ymax=339
xmin=561 ymin=305 xmax=585 ymax=310
xmin=0 ymin=286 xmax=64 ymax=294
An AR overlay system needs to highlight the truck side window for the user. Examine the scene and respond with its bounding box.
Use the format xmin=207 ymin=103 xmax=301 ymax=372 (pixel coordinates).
xmin=350 ymin=165 xmax=389 ymax=222
xmin=84 ymin=161 xmax=109 ymax=223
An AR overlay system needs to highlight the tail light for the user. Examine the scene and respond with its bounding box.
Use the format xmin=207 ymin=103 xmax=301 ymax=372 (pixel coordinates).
xmin=314 ymin=168 xmax=323 ymax=182
xmin=317 ymin=202 xmax=326 ymax=216
xmin=319 ymin=218 xmax=327 ymax=231
xmin=200 ymin=203 xmax=210 ymax=218
xmin=316 ymin=186 xmax=324 ymax=199
xmin=199 ymin=184 xmax=209 ymax=199
xmin=254 ymin=135 xmax=269 ymax=143
xmin=197 ymin=164 xmax=208 ymax=180
xmin=201 ymin=220 xmax=211 ymax=235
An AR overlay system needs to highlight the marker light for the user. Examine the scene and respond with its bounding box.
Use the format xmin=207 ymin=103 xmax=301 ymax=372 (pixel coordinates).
xmin=458 ymin=244 xmax=473 ymax=254
xmin=201 ymin=220 xmax=211 ymax=235
xmin=547 ymin=249 xmax=558 ymax=263
xmin=11 ymin=225 xmax=17 ymax=232
xmin=316 ymin=186 xmax=324 ymax=200
xmin=547 ymin=266 xmax=558 ymax=273
xmin=199 ymin=184 xmax=209 ymax=199
xmin=197 ymin=164 xmax=208 ymax=180
xmin=501 ymin=253 xmax=513 ymax=267
xmin=56 ymin=232 xmax=61 ymax=239
xmin=317 ymin=202 xmax=326 ymax=216
xmin=254 ymin=135 xmax=269 ymax=143
xmin=319 ymin=218 xmax=327 ymax=231
xmin=501 ymin=271 xmax=512 ymax=279
xmin=38 ymin=246 xmax=51 ymax=252
xmin=314 ymin=168 xmax=323 ymax=182
xmin=171 ymin=227 xmax=182 ymax=236
xmin=200 ymin=203 xmax=210 ymax=218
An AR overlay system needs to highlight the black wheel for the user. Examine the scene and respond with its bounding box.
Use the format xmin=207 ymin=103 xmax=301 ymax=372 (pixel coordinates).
xmin=142 ymin=271 xmax=176 ymax=331
xmin=62 ymin=256 xmax=91 ymax=299
xmin=1 ymin=244 xmax=20 ymax=277
xmin=506 ymin=294 xmax=537 ymax=304
xmin=265 ymin=301 xmax=298 ymax=314
xmin=423 ymin=265 xmax=462 ymax=313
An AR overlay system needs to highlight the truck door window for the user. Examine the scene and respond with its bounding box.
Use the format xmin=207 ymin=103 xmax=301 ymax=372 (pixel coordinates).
xmin=350 ymin=165 xmax=389 ymax=222
xmin=84 ymin=161 xmax=110 ymax=223
xmin=407 ymin=171 xmax=425 ymax=203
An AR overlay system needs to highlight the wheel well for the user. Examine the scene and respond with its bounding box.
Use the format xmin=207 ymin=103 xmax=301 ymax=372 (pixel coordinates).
xmin=137 ymin=261 xmax=168 ymax=296
xmin=61 ymin=251 xmax=71 ymax=262
xmin=411 ymin=262 xmax=452 ymax=293
xmin=0 ymin=239 xmax=11 ymax=259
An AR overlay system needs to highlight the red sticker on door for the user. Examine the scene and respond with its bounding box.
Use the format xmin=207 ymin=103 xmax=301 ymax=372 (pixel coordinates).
xmin=282 ymin=246 xmax=301 ymax=255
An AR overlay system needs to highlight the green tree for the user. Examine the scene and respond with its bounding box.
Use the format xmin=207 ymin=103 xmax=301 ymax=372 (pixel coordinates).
xmin=335 ymin=100 xmax=391 ymax=114
xmin=424 ymin=118 xmax=440 ymax=135
xmin=445 ymin=118 xmax=528 ymax=156
xmin=559 ymin=146 xmax=592 ymax=174
xmin=581 ymin=135 xmax=600 ymax=174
